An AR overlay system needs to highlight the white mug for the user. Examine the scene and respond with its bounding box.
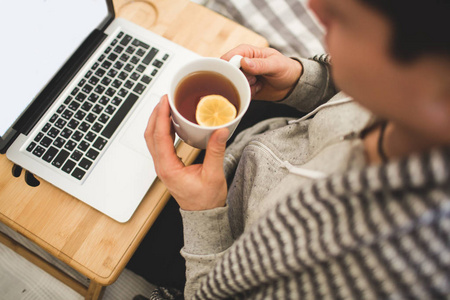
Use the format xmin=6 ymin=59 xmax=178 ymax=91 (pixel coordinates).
xmin=168 ymin=55 xmax=250 ymax=149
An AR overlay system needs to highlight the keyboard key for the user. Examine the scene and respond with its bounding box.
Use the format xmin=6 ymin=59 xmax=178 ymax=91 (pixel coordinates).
xmin=32 ymin=146 xmax=46 ymax=157
xmin=132 ymin=39 xmax=149 ymax=49
xmin=114 ymin=45 xmax=124 ymax=54
xmin=120 ymin=53 xmax=130 ymax=62
xmin=26 ymin=142 xmax=37 ymax=152
xmin=71 ymin=87 xmax=80 ymax=96
xmin=118 ymin=71 xmax=129 ymax=80
xmin=98 ymin=114 xmax=110 ymax=124
xmin=76 ymin=92 xmax=87 ymax=102
xmin=57 ymin=105 xmax=66 ymax=114
xmin=162 ymin=54 xmax=169 ymax=61
xmin=101 ymin=60 xmax=112 ymax=69
xmin=62 ymin=160 xmax=77 ymax=174
xmin=69 ymin=100 xmax=81 ymax=111
xmin=48 ymin=128 xmax=60 ymax=138
xmin=101 ymin=77 xmax=112 ymax=86
xmin=101 ymin=93 xmax=138 ymax=139
xmin=82 ymin=84 xmax=94 ymax=94
xmin=88 ymin=93 xmax=99 ymax=102
xmin=61 ymin=109 xmax=74 ymax=120
xmin=142 ymin=48 xmax=158 ymax=65
xmin=105 ymin=105 xmax=116 ymax=115
xmin=64 ymin=96 xmax=73 ymax=105
xmin=107 ymin=69 xmax=118 ymax=78
xmin=64 ymin=140 xmax=77 ymax=151
xmin=92 ymin=104 xmax=104 ymax=114
xmin=78 ymin=141 xmax=90 ymax=152
xmin=72 ymin=167 xmax=86 ymax=180
xmin=141 ymin=75 xmax=151 ymax=84
xmin=71 ymin=150 xmax=83 ymax=162
xmin=133 ymin=83 xmax=146 ymax=95
xmin=79 ymin=158 xmax=93 ymax=170
xmin=79 ymin=122 xmax=91 ymax=132
xmin=94 ymin=85 xmax=105 ymax=94
xmin=85 ymin=131 xmax=97 ymax=142
xmin=95 ymin=68 xmax=106 ymax=77
xmin=120 ymin=34 xmax=132 ymax=46
xmin=40 ymin=136 xmax=53 ymax=148
xmin=52 ymin=149 xmax=70 ymax=168
xmin=53 ymin=137 xmax=66 ymax=148
xmin=93 ymin=137 xmax=107 ymax=150
xmin=86 ymin=148 xmax=99 ymax=160
xmin=99 ymin=96 xmax=110 ymax=105
xmin=54 ymin=118 xmax=67 ymax=129
xmin=105 ymin=87 xmax=116 ymax=97
xmin=130 ymin=56 xmax=139 ymax=64
xmin=42 ymin=146 xmax=58 ymax=163
xmin=34 ymin=132 xmax=44 ymax=142
xmin=126 ymin=46 xmax=136 ymax=54
xmin=136 ymin=64 xmax=146 ymax=73
xmin=130 ymin=72 xmax=140 ymax=81
xmin=91 ymin=122 xmax=104 ymax=133
xmin=67 ymin=119 xmax=80 ymax=129
xmin=117 ymin=88 xmax=128 ymax=97
xmin=136 ymin=48 xmax=146 ymax=57
xmin=81 ymin=102 xmax=93 ymax=112
xmin=112 ymin=79 xmax=122 ymax=88
xmin=42 ymin=123 xmax=52 ymax=132
xmin=85 ymin=113 xmax=97 ymax=123
xmin=60 ymin=128 xmax=73 ymax=138
xmin=152 ymin=60 xmax=163 ymax=68
xmin=72 ymin=131 xmax=84 ymax=141
xmin=111 ymin=97 xmax=122 ymax=106
xmin=124 ymin=64 xmax=134 ymax=72
xmin=114 ymin=61 xmax=124 ymax=70
xmin=74 ymin=110 xmax=86 ymax=120
xmin=49 ymin=114 xmax=58 ymax=123
xmin=108 ymin=53 xmax=118 ymax=61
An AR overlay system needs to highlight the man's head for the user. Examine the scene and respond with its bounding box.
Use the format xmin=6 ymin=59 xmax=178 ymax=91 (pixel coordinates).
xmin=309 ymin=0 xmax=450 ymax=143
xmin=358 ymin=0 xmax=450 ymax=63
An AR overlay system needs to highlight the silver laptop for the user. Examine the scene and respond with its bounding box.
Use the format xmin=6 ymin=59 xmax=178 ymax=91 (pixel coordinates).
xmin=0 ymin=0 xmax=199 ymax=222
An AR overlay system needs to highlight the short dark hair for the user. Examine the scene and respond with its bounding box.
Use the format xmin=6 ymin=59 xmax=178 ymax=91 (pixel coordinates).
xmin=359 ymin=0 xmax=450 ymax=62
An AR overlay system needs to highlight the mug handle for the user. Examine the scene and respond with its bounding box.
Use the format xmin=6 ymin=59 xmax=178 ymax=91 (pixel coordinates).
xmin=228 ymin=55 xmax=243 ymax=69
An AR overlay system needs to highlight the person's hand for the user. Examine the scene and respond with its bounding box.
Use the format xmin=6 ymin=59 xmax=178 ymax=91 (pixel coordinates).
xmin=144 ymin=95 xmax=229 ymax=211
xmin=221 ymin=44 xmax=303 ymax=101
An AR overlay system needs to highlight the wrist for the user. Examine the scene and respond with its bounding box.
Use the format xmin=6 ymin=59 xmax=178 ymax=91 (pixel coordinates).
xmin=279 ymin=58 xmax=303 ymax=101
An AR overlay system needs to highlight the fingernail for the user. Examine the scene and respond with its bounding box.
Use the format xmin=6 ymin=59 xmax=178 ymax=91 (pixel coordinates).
xmin=244 ymin=57 xmax=255 ymax=68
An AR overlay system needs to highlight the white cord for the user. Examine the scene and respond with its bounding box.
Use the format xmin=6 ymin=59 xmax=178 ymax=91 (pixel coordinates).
xmin=288 ymin=97 xmax=353 ymax=125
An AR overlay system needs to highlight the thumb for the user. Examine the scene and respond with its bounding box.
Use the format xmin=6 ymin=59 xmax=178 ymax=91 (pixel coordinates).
xmin=203 ymin=128 xmax=229 ymax=175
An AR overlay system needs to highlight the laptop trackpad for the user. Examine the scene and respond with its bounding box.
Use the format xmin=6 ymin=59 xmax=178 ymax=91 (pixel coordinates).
xmin=120 ymin=93 xmax=161 ymax=158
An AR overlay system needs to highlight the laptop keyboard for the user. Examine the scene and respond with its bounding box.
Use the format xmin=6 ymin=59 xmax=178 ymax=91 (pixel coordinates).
xmin=25 ymin=31 xmax=169 ymax=181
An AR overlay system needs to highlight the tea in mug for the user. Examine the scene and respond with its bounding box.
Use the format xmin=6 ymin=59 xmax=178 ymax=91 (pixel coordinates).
xmin=174 ymin=71 xmax=240 ymax=124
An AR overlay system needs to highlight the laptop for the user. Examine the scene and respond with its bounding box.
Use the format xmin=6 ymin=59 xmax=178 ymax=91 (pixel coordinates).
xmin=0 ymin=0 xmax=199 ymax=222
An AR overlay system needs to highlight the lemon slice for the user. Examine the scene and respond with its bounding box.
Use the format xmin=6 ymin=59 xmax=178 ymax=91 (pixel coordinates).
xmin=195 ymin=95 xmax=237 ymax=127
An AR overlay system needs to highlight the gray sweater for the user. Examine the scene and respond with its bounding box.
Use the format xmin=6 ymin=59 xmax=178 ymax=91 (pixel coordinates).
xmin=179 ymin=58 xmax=450 ymax=299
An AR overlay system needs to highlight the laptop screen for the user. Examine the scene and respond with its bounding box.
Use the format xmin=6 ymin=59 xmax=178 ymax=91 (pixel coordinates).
xmin=0 ymin=0 xmax=109 ymax=138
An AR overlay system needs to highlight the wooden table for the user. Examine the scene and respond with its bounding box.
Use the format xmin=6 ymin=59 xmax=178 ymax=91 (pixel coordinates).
xmin=0 ymin=0 xmax=267 ymax=299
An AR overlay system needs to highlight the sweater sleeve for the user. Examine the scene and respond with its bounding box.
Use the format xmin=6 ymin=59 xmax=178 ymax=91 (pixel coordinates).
xmin=179 ymin=206 xmax=234 ymax=299
xmin=280 ymin=57 xmax=338 ymax=112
